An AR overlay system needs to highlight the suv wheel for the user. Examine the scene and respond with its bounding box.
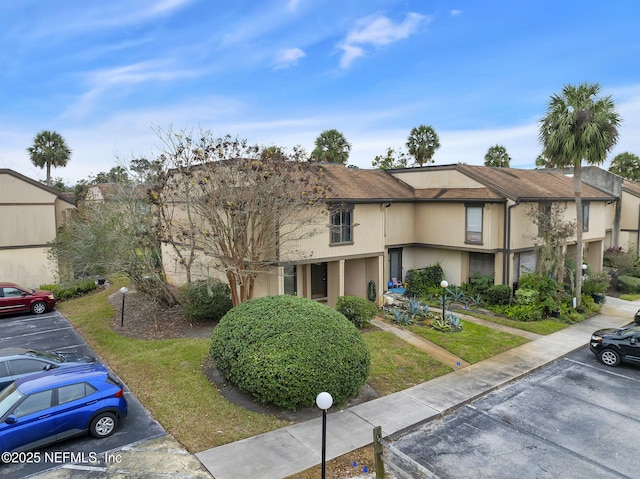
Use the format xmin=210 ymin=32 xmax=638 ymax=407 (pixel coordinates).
xmin=599 ymin=349 xmax=621 ymax=367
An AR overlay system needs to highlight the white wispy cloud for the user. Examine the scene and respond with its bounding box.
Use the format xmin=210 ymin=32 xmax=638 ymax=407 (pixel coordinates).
xmin=451 ymin=9 xmax=463 ymax=16
xmin=273 ymin=48 xmax=306 ymax=69
xmin=339 ymin=12 xmax=426 ymax=69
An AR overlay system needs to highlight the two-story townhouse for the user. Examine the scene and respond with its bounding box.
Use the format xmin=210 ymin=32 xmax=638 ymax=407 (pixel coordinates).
xmin=161 ymin=162 xmax=416 ymax=306
xmin=388 ymin=164 xmax=615 ymax=289
xmin=0 ymin=169 xmax=76 ymax=287
xmin=162 ymin=162 xmax=615 ymax=305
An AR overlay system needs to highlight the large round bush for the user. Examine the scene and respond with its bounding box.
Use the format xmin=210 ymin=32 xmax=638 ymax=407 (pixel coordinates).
xmin=210 ymin=295 xmax=370 ymax=410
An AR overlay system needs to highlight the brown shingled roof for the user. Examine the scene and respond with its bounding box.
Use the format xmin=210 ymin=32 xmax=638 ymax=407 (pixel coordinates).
xmin=457 ymin=165 xmax=614 ymax=201
xmin=623 ymin=179 xmax=640 ymax=197
xmin=310 ymin=163 xmax=415 ymax=201
xmin=414 ymin=187 xmax=504 ymax=201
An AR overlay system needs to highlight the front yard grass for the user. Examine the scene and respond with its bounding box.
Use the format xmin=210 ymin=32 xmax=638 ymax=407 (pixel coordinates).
xmin=459 ymin=310 xmax=569 ymax=335
xmin=57 ymin=283 xmax=455 ymax=453
xmin=406 ymin=321 xmax=530 ymax=364
xmin=363 ymin=330 xmax=452 ymax=395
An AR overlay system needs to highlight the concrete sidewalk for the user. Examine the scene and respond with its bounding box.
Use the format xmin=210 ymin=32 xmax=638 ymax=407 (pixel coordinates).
xmin=196 ymin=297 xmax=639 ymax=479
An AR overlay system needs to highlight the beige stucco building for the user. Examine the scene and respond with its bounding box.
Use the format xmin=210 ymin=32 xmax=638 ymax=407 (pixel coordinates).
xmin=0 ymin=169 xmax=76 ymax=287
xmin=161 ymin=163 xmax=616 ymax=306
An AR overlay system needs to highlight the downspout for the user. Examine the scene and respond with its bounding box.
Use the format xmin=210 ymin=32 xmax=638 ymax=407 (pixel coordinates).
xmin=505 ymin=199 xmax=520 ymax=289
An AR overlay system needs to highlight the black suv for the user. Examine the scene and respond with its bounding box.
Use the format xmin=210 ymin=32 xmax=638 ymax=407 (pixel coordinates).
xmin=590 ymin=324 xmax=640 ymax=367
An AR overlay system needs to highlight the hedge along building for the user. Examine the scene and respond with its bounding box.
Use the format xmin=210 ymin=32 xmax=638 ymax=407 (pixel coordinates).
xmin=160 ymin=161 xmax=615 ymax=306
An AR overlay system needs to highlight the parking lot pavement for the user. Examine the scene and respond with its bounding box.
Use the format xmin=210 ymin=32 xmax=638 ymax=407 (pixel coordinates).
xmin=392 ymin=347 xmax=640 ymax=479
xmin=0 ymin=311 xmax=178 ymax=479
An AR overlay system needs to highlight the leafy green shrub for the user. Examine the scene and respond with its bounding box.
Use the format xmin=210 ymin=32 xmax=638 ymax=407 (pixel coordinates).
xmin=518 ymin=273 xmax=559 ymax=299
xmin=485 ymin=284 xmax=511 ymax=305
xmin=604 ymin=246 xmax=638 ymax=274
xmin=336 ymin=296 xmax=378 ymax=328
xmin=39 ymin=279 xmax=97 ymax=300
xmin=178 ymin=280 xmax=232 ymax=322
xmin=405 ymin=264 xmax=444 ymax=298
xmin=464 ymin=273 xmax=494 ymax=297
xmin=514 ymin=288 xmax=539 ymax=305
xmin=210 ymin=295 xmax=370 ymax=410
xmin=581 ymin=270 xmax=610 ymax=295
xmin=616 ymin=275 xmax=640 ymax=293
xmin=501 ymin=303 xmax=543 ymax=322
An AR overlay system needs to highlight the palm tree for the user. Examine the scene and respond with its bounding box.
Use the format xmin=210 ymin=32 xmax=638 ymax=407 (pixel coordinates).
xmin=539 ymin=82 xmax=620 ymax=306
xmin=484 ymin=145 xmax=511 ymax=167
xmin=310 ymin=129 xmax=351 ymax=164
xmin=27 ymin=130 xmax=72 ymax=186
xmin=406 ymin=125 xmax=440 ymax=167
xmin=609 ymin=152 xmax=640 ymax=181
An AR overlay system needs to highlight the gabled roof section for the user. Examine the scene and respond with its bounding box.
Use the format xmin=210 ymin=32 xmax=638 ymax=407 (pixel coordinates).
xmin=623 ymin=179 xmax=640 ymax=197
xmin=310 ymin=163 xmax=415 ymax=202
xmin=456 ymin=165 xmax=615 ymax=201
xmin=0 ymin=168 xmax=76 ymax=206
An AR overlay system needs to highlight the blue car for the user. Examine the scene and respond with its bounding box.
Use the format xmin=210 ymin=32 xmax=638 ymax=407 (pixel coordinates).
xmin=0 ymin=348 xmax=96 ymax=390
xmin=0 ymin=364 xmax=128 ymax=453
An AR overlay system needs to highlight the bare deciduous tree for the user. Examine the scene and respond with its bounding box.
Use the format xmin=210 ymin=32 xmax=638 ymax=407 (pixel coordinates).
xmin=156 ymin=130 xmax=330 ymax=306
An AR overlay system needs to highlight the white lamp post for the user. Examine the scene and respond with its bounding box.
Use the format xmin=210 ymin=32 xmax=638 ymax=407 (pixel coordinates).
xmin=119 ymin=287 xmax=128 ymax=327
xmin=440 ymin=280 xmax=448 ymax=321
xmin=316 ymin=392 xmax=333 ymax=479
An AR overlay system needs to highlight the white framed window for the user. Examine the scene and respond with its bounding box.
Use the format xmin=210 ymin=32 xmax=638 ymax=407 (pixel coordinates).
xmin=465 ymin=205 xmax=483 ymax=244
xmin=330 ymin=206 xmax=353 ymax=244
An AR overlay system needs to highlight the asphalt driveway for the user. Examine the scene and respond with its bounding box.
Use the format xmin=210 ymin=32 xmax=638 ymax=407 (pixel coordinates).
xmin=0 ymin=310 xmax=165 ymax=478
xmin=392 ymin=346 xmax=640 ymax=479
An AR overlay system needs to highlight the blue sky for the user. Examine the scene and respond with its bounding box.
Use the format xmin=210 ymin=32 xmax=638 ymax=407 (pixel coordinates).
xmin=2 ymin=0 xmax=640 ymax=184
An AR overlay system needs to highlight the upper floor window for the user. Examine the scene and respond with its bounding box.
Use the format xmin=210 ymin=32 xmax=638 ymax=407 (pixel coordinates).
xmin=582 ymin=202 xmax=590 ymax=231
xmin=330 ymin=206 xmax=353 ymax=244
xmin=465 ymin=205 xmax=483 ymax=244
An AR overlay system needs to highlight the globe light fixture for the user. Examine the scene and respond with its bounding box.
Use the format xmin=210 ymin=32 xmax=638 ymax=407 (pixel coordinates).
xmin=316 ymin=392 xmax=333 ymax=479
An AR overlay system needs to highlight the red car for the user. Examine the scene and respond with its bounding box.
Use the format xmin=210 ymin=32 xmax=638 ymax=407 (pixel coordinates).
xmin=0 ymin=282 xmax=57 ymax=316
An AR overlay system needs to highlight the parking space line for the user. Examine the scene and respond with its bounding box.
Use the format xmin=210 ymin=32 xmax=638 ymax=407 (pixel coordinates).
xmin=61 ymin=464 xmax=107 ymax=472
xmin=565 ymin=357 xmax=640 ymax=384
xmin=0 ymin=326 xmax=74 ymax=341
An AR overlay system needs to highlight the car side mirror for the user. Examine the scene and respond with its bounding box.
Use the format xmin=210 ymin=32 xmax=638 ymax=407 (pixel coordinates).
xmin=5 ymin=415 xmax=17 ymax=424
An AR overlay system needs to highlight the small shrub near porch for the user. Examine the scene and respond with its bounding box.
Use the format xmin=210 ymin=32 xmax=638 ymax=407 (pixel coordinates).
xmin=336 ymin=295 xmax=378 ymax=328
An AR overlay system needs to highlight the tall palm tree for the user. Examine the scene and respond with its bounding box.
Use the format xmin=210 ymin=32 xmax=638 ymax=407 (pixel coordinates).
xmin=27 ymin=130 xmax=72 ymax=186
xmin=539 ymin=82 xmax=620 ymax=305
xmin=608 ymin=152 xmax=640 ymax=181
xmin=406 ymin=125 xmax=440 ymax=167
xmin=484 ymin=144 xmax=511 ymax=167
xmin=311 ymin=129 xmax=351 ymax=164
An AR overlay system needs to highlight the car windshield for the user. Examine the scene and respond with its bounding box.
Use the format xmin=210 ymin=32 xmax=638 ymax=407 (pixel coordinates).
xmin=617 ymin=325 xmax=640 ymax=337
xmin=26 ymin=350 xmax=63 ymax=363
xmin=0 ymin=385 xmax=23 ymax=418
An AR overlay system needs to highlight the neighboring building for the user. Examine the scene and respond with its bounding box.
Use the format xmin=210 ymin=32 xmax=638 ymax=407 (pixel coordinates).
xmin=388 ymin=164 xmax=614 ymax=290
xmin=161 ymin=163 xmax=616 ymax=305
xmin=0 ymin=169 xmax=76 ymax=287
xmin=620 ymin=180 xmax=640 ymax=254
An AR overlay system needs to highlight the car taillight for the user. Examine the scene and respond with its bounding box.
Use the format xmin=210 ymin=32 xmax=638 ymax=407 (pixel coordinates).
xmin=115 ymin=388 xmax=124 ymax=398
xmin=48 ymin=294 xmax=55 ymax=299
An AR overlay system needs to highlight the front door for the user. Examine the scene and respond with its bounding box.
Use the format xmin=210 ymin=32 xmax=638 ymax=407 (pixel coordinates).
xmin=311 ymin=263 xmax=327 ymax=299
xmin=389 ymin=248 xmax=403 ymax=284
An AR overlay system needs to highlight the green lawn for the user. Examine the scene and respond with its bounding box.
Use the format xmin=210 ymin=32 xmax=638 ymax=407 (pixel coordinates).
xmin=58 ymin=282 xmax=533 ymax=453
xmin=406 ymin=321 xmax=530 ymax=363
